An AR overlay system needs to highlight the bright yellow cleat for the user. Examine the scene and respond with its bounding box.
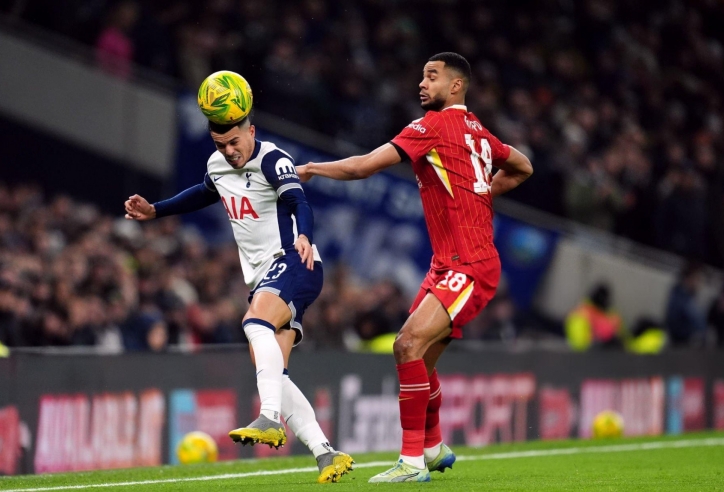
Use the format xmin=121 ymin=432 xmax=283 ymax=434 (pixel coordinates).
xmin=316 ymin=451 xmax=354 ymax=483
xmin=228 ymin=415 xmax=287 ymax=449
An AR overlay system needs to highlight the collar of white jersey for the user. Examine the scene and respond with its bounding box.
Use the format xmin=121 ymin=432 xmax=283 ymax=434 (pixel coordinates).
xmin=249 ymin=139 xmax=262 ymax=161
xmin=442 ymin=104 xmax=467 ymax=112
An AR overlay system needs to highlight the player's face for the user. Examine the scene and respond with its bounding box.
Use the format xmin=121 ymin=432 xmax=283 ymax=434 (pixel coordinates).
xmin=419 ymin=61 xmax=457 ymax=111
xmin=210 ymin=124 xmax=256 ymax=169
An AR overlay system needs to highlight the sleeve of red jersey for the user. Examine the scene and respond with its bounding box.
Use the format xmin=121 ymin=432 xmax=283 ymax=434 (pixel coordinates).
xmin=486 ymin=130 xmax=511 ymax=164
xmin=390 ymin=113 xmax=442 ymax=162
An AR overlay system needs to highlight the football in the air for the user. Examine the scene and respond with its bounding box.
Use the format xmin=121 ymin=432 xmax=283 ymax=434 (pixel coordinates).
xmin=176 ymin=431 xmax=218 ymax=465
xmin=197 ymin=70 xmax=253 ymax=125
xmin=592 ymin=410 xmax=624 ymax=438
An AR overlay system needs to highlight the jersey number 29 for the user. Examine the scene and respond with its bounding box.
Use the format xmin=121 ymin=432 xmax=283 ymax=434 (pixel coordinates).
xmin=464 ymin=134 xmax=492 ymax=194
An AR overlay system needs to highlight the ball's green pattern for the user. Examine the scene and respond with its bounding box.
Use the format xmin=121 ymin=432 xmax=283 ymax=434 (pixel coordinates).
xmin=197 ymin=71 xmax=253 ymax=124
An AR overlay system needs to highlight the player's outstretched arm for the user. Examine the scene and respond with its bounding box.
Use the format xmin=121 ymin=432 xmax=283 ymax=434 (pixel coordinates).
xmin=297 ymin=143 xmax=401 ymax=182
xmin=491 ymin=146 xmax=533 ymax=198
xmin=124 ymin=176 xmax=220 ymax=221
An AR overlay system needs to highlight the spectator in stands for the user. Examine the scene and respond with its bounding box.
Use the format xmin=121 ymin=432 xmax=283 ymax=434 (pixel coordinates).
xmin=565 ymin=283 xmax=623 ymax=351
xmin=121 ymin=311 xmax=167 ymax=352
xmin=665 ymin=263 xmax=708 ymax=347
xmin=564 ymin=156 xmax=626 ymax=231
xmin=24 ymin=308 xmax=71 ymax=347
xmin=481 ymin=295 xmax=518 ymax=343
xmin=0 ymin=279 xmax=20 ymax=347
xmin=186 ymin=302 xmax=235 ymax=345
xmin=302 ymin=299 xmax=348 ymax=350
xmin=353 ymin=309 xmax=395 ymax=353
xmin=655 ymin=167 xmax=708 ymax=259
xmin=95 ymin=1 xmax=139 ymax=79
xmin=708 ymin=286 xmax=724 ymax=348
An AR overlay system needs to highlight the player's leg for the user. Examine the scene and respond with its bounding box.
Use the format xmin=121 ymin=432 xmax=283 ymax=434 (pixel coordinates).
xmin=273 ymin=328 xmax=352 ymax=483
xmin=229 ymin=292 xmax=292 ymax=448
xmin=395 ymin=293 xmax=451 ymax=460
xmin=421 ymin=258 xmax=499 ymax=474
xmin=369 ymin=293 xmax=451 ymax=483
xmin=422 ymin=339 xmax=456 ymax=473
xmin=277 ymin=259 xmax=354 ymax=482
xmin=275 ymin=328 xmax=332 ymax=457
xmin=247 ymin=326 xmax=334 ymax=458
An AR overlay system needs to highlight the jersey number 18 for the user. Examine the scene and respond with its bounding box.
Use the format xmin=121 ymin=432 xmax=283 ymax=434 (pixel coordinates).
xmin=464 ymin=134 xmax=493 ymax=194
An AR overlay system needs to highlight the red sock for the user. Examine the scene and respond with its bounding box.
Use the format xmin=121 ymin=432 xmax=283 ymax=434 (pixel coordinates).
xmin=425 ymin=369 xmax=443 ymax=448
xmin=397 ymin=359 xmax=430 ymax=458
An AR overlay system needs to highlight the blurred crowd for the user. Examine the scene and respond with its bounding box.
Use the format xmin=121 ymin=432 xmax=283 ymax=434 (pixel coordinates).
xmin=3 ymin=0 xmax=724 ymax=350
xmin=0 ymin=183 xmax=245 ymax=352
xmin=0 ymin=183 xmax=522 ymax=352
xmin=8 ymin=0 xmax=724 ymax=267
xmin=1 ymin=183 xmax=720 ymax=352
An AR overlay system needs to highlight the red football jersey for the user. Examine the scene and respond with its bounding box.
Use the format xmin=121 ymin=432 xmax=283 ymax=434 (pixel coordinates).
xmin=391 ymin=105 xmax=510 ymax=268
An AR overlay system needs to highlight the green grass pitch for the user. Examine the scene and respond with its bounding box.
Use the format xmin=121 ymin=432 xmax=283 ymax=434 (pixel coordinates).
xmin=2 ymin=432 xmax=723 ymax=491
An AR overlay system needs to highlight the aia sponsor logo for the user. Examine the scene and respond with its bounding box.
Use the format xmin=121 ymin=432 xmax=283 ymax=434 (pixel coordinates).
xmin=221 ymin=195 xmax=259 ymax=220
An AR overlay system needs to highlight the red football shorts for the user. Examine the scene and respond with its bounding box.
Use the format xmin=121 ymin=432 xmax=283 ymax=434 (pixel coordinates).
xmin=409 ymin=255 xmax=501 ymax=338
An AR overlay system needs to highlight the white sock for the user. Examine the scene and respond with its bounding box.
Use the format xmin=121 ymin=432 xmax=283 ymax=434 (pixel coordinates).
xmin=424 ymin=443 xmax=442 ymax=462
xmin=244 ymin=321 xmax=283 ymax=423
xmin=400 ymin=454 xmax=426 ymax=469
xmin=281 ymin=373 xmax=334 ymax=458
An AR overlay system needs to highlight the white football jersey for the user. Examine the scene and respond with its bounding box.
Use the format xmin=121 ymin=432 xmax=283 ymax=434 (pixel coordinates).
xmin=206 ymin=140 xmax=321 ymax=289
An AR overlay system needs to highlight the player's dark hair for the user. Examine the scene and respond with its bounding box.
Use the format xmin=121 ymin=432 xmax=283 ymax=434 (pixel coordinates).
xmin=207 ymin=112 xmax=253 ymax=134
xmin=428 ymin=52 xmax=472 ymax=88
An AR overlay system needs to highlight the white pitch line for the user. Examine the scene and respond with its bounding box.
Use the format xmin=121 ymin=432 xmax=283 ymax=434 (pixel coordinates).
xmin=3 ymin=437 xmax=724 ymax=492
xmin=455 ymin=437 xmax=724 ymax=461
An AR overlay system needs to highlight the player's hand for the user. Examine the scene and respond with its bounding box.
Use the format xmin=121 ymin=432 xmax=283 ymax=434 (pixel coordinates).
xmin=124 ymin=194 xmax=156 ymax=221
xmin=297 ymin=164 xmax=313 ymax=183
xmin=295 ymin=234 xmax=314 ymax=270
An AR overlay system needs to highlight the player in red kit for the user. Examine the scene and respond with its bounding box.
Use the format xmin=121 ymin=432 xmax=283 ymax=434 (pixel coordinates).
xmin=297 ymin=52 xmax=533 ymax=482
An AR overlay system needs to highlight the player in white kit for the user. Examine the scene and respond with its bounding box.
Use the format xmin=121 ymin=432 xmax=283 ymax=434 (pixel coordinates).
xmin=124 ymin=116 xmax=354 ymax=483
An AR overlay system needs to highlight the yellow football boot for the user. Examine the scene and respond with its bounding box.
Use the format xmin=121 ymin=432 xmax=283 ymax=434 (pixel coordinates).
xmin=316 ymin=451 xmax=354 ymax=483
xmin=229 ymin=415 xmax=287 ymax=449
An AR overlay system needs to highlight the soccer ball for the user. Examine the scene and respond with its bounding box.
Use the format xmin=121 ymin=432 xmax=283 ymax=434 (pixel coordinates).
xmin=176 ymin=431 xmax=218 ymax=464
xmin=592 ymin=410 xmax=624 ymax=438
xmin=197 ymin=71 xmax=253 ymax=125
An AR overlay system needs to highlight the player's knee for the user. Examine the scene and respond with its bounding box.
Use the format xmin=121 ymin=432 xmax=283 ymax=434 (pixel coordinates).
xmin=393 ymin=331 xmax=421 ymax=362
